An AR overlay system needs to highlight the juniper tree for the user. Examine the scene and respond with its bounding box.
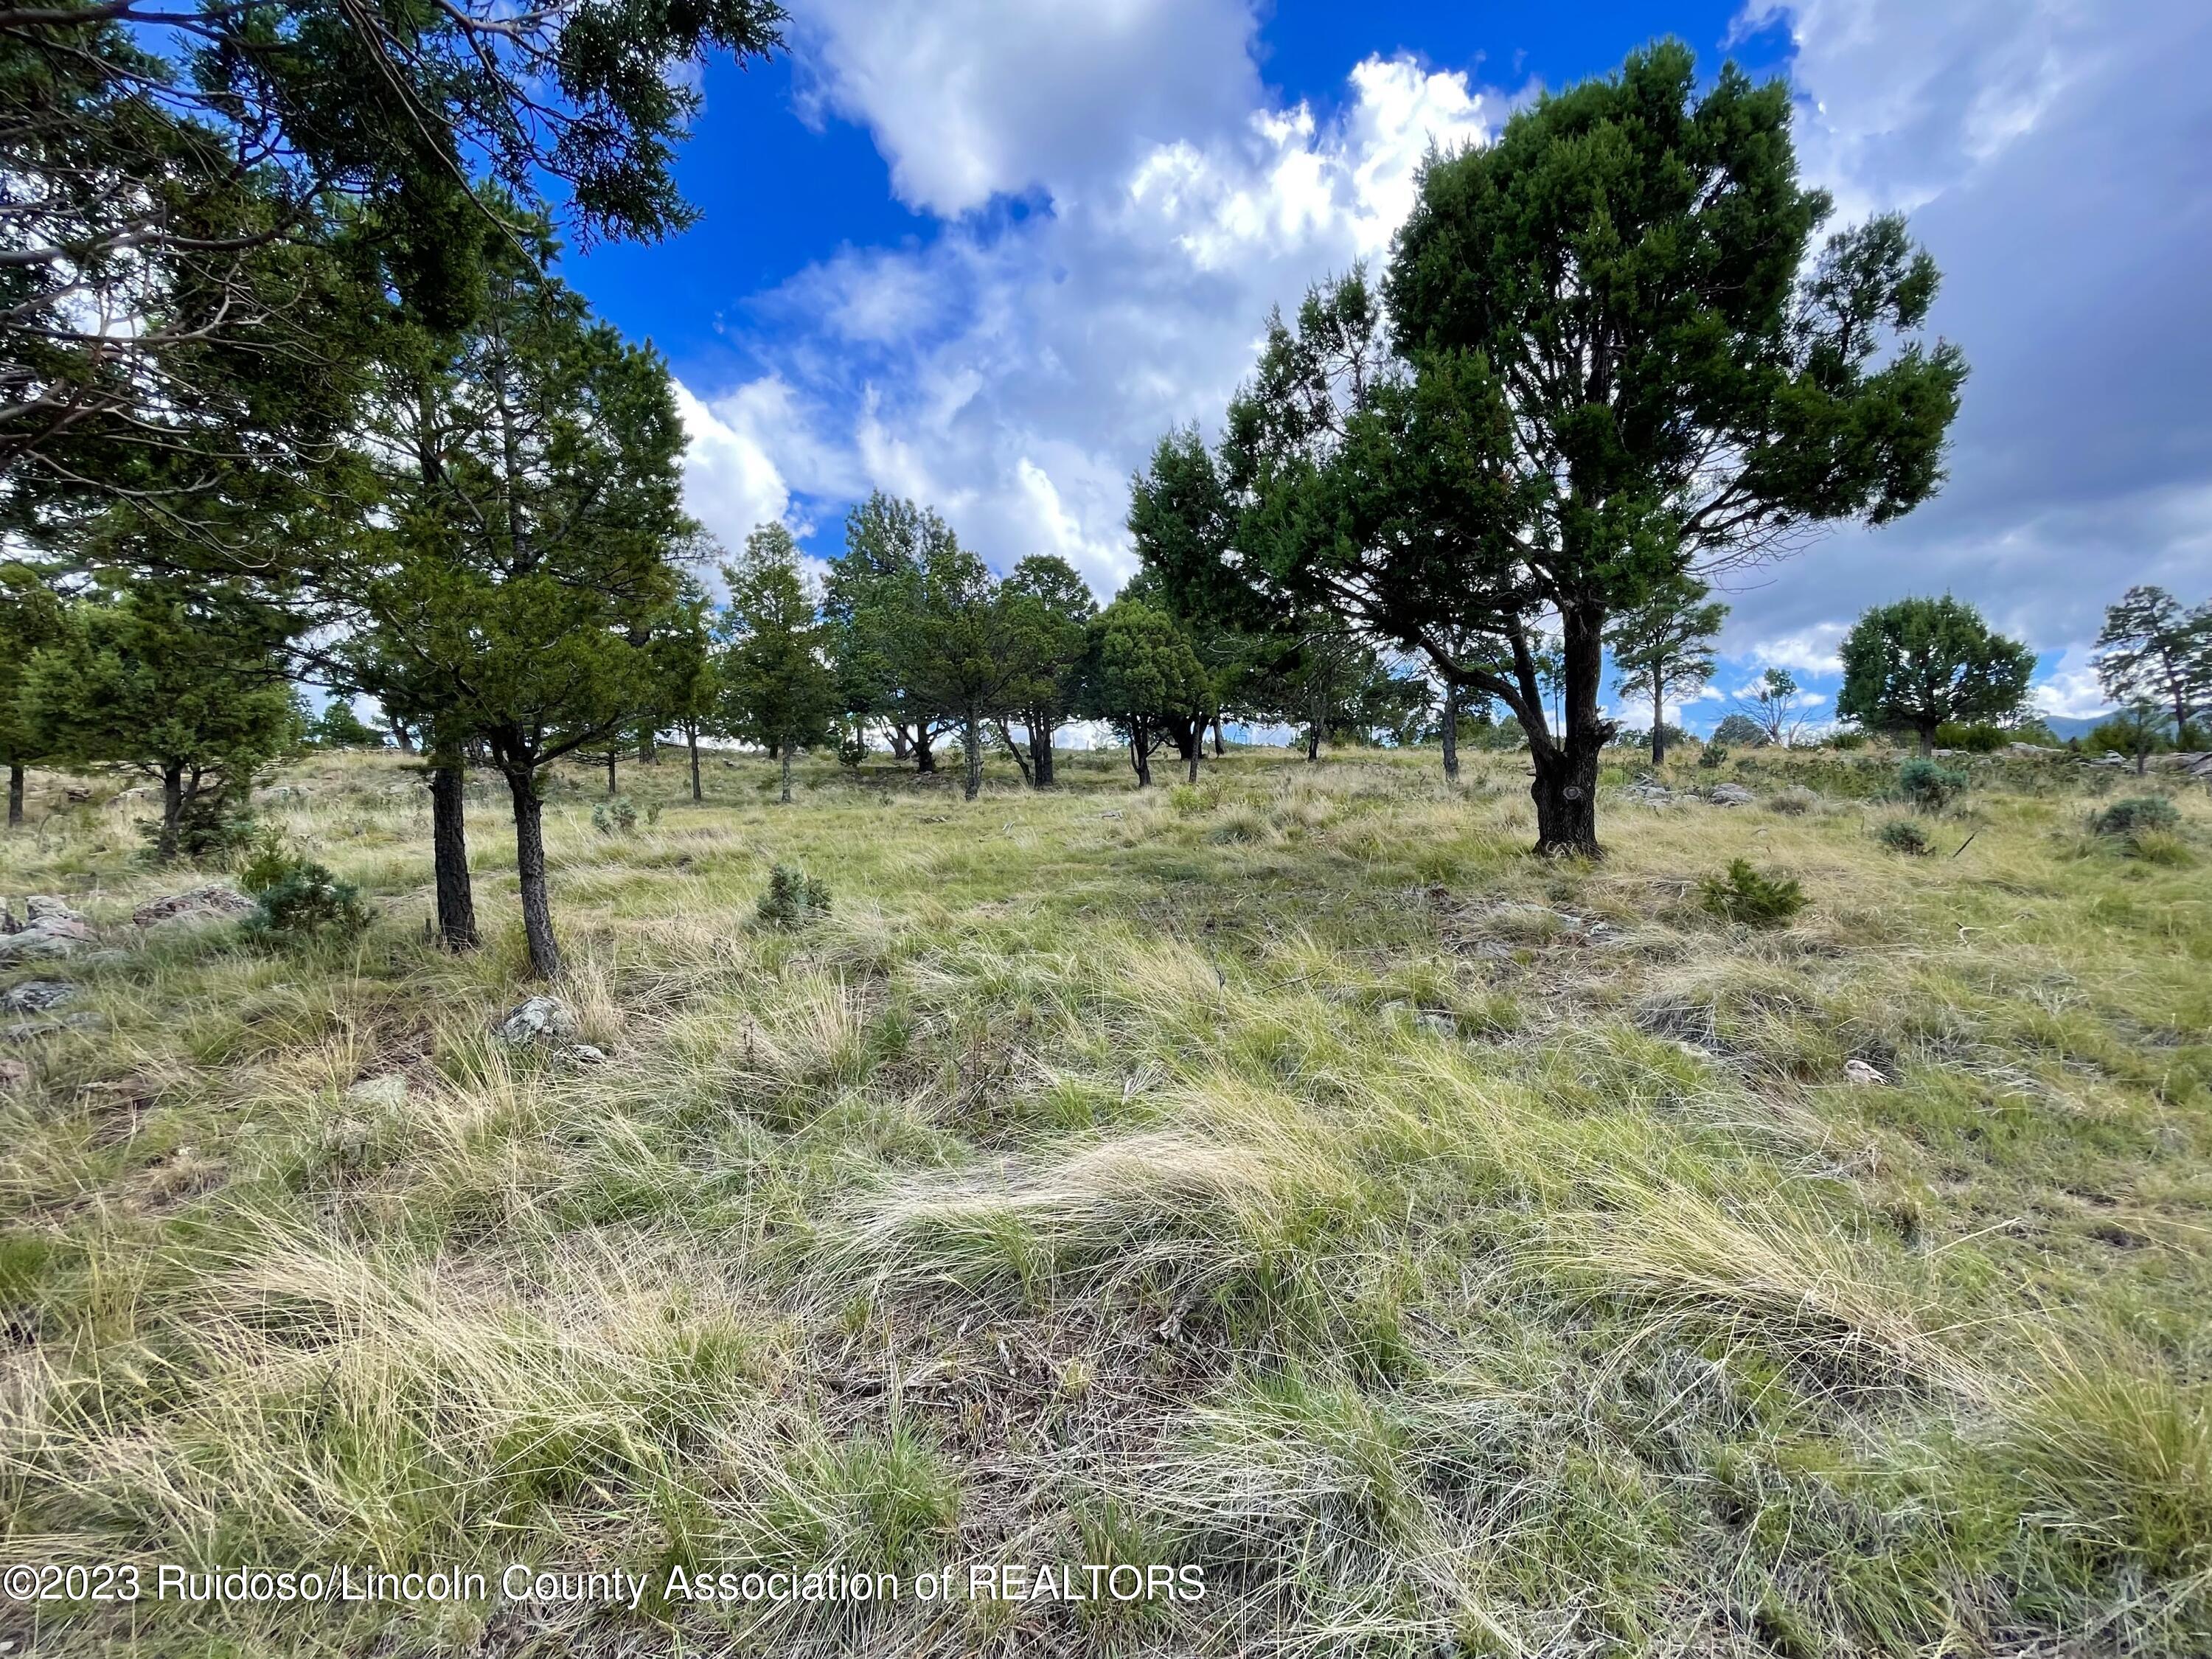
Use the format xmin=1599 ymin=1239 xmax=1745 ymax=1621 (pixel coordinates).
xmin=718 ymin=525 xmax=838 ymax=805
xmin=995 ymin=554 xmax=1096 ymax=787
xmin=1214 ymin=45 xmax=1961 ymax=854
xmin=20 ymin=579 xmax=296 ymax=862
xmin=1087 ymin=599 xmax=1211 ymax=787
xmin=1605 ymin=577 xmax=1725 ymax=765
xmin=903 ymin=540 xmax=1029 ymax=802
xmin=1836 ymin=596 xmax=2034 ymax=756
xmin=824 ymin=493 xmax=961 ymax=770
xmin=2095 ymin=585 xmax=2211 ymax=745
xmin=352 ymin=251 xmax=689 ymax=977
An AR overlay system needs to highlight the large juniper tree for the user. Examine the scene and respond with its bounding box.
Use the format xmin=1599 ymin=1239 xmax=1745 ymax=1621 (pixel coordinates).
xmin=352 ymin=250 xmax=690 ymax=977
xmin=1836 ymin=595 xmax=2035 ymax=754
xmin=1218 ymin=44 xmax=1962 ymax=854
xmin=995 ymin=554 xmax=1096 ymax=787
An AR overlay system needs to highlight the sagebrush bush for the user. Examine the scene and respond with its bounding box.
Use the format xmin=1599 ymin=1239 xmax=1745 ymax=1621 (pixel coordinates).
xmin=1897 ymin=756 xmax=1968 ymax=810
xmin=1700 ymin=858 xmax=1806 ymax=926
xmin=2091 ymin=795 xmax=2181 ymax=840
xmin=757 ymin=863 xmax=832 ymax=928
xmin=1877 ymin=818 xmax=1932 ymax=856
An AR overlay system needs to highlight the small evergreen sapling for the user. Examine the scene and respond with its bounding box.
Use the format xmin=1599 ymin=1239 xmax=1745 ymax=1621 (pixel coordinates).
xmin=1700 ymin=860 xmax=1806 ymax=927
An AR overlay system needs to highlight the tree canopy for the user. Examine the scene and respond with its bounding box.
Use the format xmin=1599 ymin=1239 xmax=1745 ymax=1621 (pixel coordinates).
xmin=1835 ymin=595 xmax=2035 ymax=754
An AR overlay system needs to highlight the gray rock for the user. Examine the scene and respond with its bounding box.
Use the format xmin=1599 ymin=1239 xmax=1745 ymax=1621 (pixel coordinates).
xmin=0 ymin=980 xmax=77 ymax=1014
xmin=493 ymin=995 xmax=579 ymax=1045
xmin=0 ymin=897 xmax=92 ymax=963
xmin=133 ymin=883 xmax=256 ymax=929
xmin=563 ymin=1043 xmax=609 ymax=1065
xmin=344 ymin=1074 xmax=410 ymax=1109
xmin=1 ymin=1012 xmax=105 ymax=1041
xmin=1708 ymin=782 xmax=1756 ymax=806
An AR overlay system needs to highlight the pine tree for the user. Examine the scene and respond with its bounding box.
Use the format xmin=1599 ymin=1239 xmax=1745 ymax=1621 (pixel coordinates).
xmin=1836 ymin=596 xmax=2036 ymax=754
xmin=1605 ymin=577 xmax=1726 ymax=765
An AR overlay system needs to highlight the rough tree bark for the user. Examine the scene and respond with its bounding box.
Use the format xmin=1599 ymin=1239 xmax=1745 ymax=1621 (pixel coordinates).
xmin=428 ymin=762 xmax=479 ymax=951
xmin=1441 ymin=681 xmax=1460 ymax=783
xmin=504 ymin=767 xmax=561 ymax=978
xmin=961 ymin=709 xmax=984 ymax=801
xmin=686 ymin=722 xmax=702 ymax=801
xmin=779 ymin=744 xmax=793 ymax=804
xmin=1212 ymin=714 xmax=1225 ymax=758
xmin=912 ymin=726 xmax=936 ymax=773
xmin=156 ymin=761 xmax=184 ymax=864
xmin=1650 ymin=680 xmax=1668 ymax=768
xmin=605 ymin=751 xmax=618 ymax=796
xmin=1526 ymin=605 xmax=1607 ymax=857
xmin=1128 ymin=720 xmax=1153 ymax=787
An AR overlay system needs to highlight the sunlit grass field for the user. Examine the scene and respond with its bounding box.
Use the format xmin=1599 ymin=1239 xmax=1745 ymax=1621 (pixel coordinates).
xmin=2 ymin=740 xmax=2209 ymax=1656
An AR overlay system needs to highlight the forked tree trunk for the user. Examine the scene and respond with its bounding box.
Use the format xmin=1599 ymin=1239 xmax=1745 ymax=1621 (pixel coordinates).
xmin=888 ymin=724 xmax=912 ymax=762
xmin=6 ymin=763 xmax=22 ymax=827
xmin=779 ymin=745 xmax=793 ymax=804
xmin=1130 ymin=721 xmax=1153 ymax=788
xmin=1441 ymin=681 xmax=1460 ymax=782
xmin=913 ymin=727 xmax=936 ymax=773
xmin=429 ymin=762 xmax=479 ymax=951
xmin=995 ymin=719 xmax=1034 ymax=787
xmin=505 ymin=767 xmax=560 ymax=978
xmin=686 ymin=724 xmax=702 ymax=801
xmin=1032 ymin=715 xmax=1056 ymax=787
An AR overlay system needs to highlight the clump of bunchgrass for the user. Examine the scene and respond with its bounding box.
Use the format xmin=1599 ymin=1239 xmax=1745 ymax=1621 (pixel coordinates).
xmin=1769 ymin=785 xmax=1818 ymax=815
xmin=1700 ymin=858 xmax=1806 ymax=927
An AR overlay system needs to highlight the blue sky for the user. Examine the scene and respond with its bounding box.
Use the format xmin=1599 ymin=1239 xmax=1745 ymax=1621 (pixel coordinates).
xmin=559 ymin=0 xmax=2212 ymax=736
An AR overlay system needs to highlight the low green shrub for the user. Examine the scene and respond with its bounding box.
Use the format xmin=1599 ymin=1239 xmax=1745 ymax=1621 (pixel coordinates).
xmin=592 ymin=796 xmax=639 ymax=835
xmin=2091 ymin=796 xmax=2181 ymax=840
xmin=1877 ymin=818 xmax=1932 ymax=856
xmin=1897 ymin=756 xmax=1968 ymax=810
xmin=1700 ymin=859 xmax=1806 ymax=927
xmin=239 ymin=842 xmax=369 ymax=946
xmin=1698 ymin=744 xmax=1728 ymax=770
xmin=757 ymin=863 xmax=832 ymax=929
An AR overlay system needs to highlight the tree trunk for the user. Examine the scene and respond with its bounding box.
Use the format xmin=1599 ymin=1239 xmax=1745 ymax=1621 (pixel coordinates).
xmin=639 ymin=731 xmax=657 ymax=764
xmin=961 ymin=709 xmax=984 ymax=801
xmin=389 ymin=718 xmax=415 ymax=754
xmin=1130 ymin=721 xmax=1153 ymax=787
xmin=913 ymin=728 xmax=936 ymax=773
xmin=1528 ymin=604 xmax=1607 ymax=857
xmin=1916 ymin=723 xmax=1935 ymax=757
xmin=1187 ymin=740 xmax=1200 ymax=784
xmin=429 ymin=763 xmax=479 ymax=951
xmin=505 ymin=767 xmax=560 ymax=978
xmin=686 ymin=723 xmax=702 ymax=801
xmin=1650 ymin=682 xmax=1667 ymax=768
xmin=1212 ymin=714 xmax=1225 ymax=758
xmin=1307 ymin=679 xmax=1324 ymax=762
xmin=1441 ymin=681 xmax=1460 ymax=782
xmin=1529 ymin=740 xmax=1601 ymax=856
xmin=156 ymin=762 xmax=184 ymax=863
xmin=779 ymin=744 xmax=793 ymax=804
xmin=1034 ymin=716 xmax=1056 ymax=787
xmin=605 ymin=751 xmax=617 ymax=796
xmin=888 ymin=724 xmax=912 ymax=762
xmin=995 ymin=719 xmax=1033 ymax=787
xmin=6 ymin=763 xmax=21 ymax=827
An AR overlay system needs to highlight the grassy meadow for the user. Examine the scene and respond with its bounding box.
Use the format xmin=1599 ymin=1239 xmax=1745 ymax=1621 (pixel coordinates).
xmin=2 ymin=740 xmax=2210 ymax=1656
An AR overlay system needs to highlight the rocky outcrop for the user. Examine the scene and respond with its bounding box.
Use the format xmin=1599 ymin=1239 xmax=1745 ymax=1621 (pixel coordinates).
xmin=132 ymin=883 xmax=256 ymax=929
xmin=0 ymin=897 xmax=94 ymax=963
